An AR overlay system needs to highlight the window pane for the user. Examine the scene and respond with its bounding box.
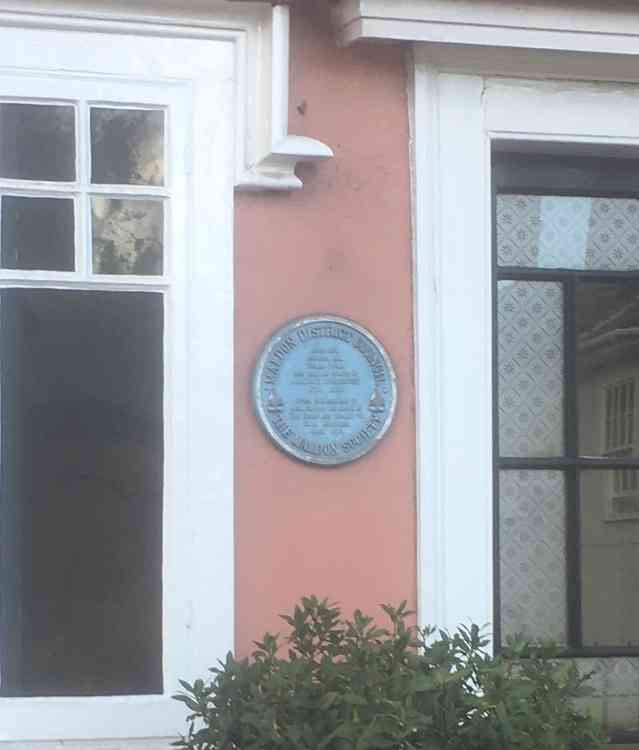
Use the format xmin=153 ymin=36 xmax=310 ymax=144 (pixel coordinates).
xmin=499 ymin=470 xmax=567 ymax=645
xmin=604 ymin=658 xmax=639 ymax=732
xmin=497 ymin=281 xmax=564 ymax=457
xmin=580 ymin=471 xmax=639 ymax=647
xmin=497 ymin=195 xmax=639 ymax=270
xmin=91 ymin=108 xmax=164 ymax=186
xmin=577 ymin=281 xmax=639 ymax=458
xmin=0 ymin=289 xmax=163 ymax=696
xmin=1 ymin=195 xmax=74 ymax=271
xmin=92 ymin=197 xmax=163 ymax=275
xmin=0 ymin=103 xmax=75 ymax=182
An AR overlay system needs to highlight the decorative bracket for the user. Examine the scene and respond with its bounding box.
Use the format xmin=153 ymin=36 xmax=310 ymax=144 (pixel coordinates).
xmin=235 ymin=4 xmax=333 ymax=190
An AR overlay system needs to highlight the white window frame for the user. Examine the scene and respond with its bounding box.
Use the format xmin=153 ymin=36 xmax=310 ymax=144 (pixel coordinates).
xmin=411 ymin=56 xmax=639 ymax=637
xmin=0 ymin=8 xmax=234 ymax=744
xmin=0 ymin=28 xmax=233 ymax=745
xmin=0 ymin=3 xmax=330 ymax=744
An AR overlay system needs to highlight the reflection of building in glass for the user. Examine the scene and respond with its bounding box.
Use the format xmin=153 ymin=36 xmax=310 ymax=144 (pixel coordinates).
xmin=496 ymin=180 xmax=639 ymax=732
xmin=578 ymin=286 xmax=639 ymax=648
xmin=604 ymin=378 xmax=638 ymax=509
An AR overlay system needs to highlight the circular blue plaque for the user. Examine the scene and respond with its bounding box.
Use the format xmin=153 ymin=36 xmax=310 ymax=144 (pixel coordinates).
xmin=253 ymin=315 xmax=397 ymax=466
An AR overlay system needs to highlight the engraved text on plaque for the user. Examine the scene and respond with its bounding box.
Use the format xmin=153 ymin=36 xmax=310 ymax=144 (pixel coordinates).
xmin=253 ymin=316 xmax=397 ymax=465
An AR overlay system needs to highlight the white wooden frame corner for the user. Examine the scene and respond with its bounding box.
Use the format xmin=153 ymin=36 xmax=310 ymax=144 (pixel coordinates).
xmin=0 ymin=0 xmax=333 ymax=191
xmin=0 ymin=6 xmax=237 ymax=745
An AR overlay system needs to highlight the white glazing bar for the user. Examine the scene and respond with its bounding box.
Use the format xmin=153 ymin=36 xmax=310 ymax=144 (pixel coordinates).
xmin=0 ymin=277 xmax=169 ymax=290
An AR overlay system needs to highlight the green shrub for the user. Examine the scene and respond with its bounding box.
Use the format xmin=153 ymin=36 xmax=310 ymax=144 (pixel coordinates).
xmin=174 ymin=596 xmax=605 ymax=750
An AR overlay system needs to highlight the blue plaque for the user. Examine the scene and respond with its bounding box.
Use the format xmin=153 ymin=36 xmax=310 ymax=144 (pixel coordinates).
xmin=253 ymin=315 xmax=397 ymax=465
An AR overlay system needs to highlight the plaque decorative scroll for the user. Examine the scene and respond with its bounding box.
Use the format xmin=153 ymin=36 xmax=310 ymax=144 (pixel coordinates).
xmin=253 ymin=315 xmax=397 ymax=465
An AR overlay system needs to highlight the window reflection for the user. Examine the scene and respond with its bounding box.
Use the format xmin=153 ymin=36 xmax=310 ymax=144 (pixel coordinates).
xmin=0 ymin=289 xmax=163 ymax=696
xmin=498 ymin=195 xmax=639 ymax=271
xmin=92 ymin=197 xmax=163 ymax=275
xmin=91 ymin=108 xmax=164 ymax=187
xmin=577 ymin=283 xmax=639 ymax=647
xmin=580 ymin=471 xmax=639 ymax=647
xmin=577 ymin=281 xmax=639 ymax=465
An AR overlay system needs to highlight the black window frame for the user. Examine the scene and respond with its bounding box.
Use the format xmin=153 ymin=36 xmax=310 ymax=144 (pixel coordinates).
xmin=492 ymin=151 xmax=639 ymax=660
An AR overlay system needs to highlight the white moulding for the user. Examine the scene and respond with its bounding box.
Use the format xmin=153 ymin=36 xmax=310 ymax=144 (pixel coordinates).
xmin=333 ymin=0 xmax=639 ymax=51
xmin=333 ymin=0 xmax=639 ymax=83
xmin=0 ymin=0 xmax=333 ymax=190
xmin=237 ymin=4 xmax=334 ymax=190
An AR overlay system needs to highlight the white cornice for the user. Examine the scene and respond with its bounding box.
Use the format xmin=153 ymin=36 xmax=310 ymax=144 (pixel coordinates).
xmin=334 ymin=0 xmax=639 ymax=82
xmin=0 ymin=0 xmax=332 ymax=190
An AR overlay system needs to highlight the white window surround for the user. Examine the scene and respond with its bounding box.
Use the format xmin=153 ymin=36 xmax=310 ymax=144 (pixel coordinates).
xmin=412 ymin=71 xmax=639 ymax=637
xmin=0 ymin=5 xmax=252 ymax=747
xmin=333 ymin=0 xmax=639 ymax=52
xmin=332 ymin=0 xmax=639 ymax=637
xmin=0 ymin=0 xmax=332 ymax=191
xmin=333 ymin=0 xmax=639 ymax=82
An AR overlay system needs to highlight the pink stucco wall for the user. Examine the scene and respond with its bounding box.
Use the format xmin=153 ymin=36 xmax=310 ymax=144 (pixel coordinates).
xmin=234 ymin=1 xmax=415 ymax=655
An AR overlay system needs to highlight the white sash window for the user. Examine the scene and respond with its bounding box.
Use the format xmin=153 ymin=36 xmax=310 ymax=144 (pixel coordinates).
xmin=0 ymin=8 xmax=236 ymax=744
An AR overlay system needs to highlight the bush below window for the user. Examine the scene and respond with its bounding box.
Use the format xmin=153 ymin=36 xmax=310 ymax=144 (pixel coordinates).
xmin=174 ymin=596 xmax=605 ymax=750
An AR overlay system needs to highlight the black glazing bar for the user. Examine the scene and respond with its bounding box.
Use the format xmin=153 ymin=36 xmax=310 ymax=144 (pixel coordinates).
xmin=609 ymin=730 xmax=639 ymax=745
xmin=537 ymin=646 xmax=639 ymax=658
xmin=564 ymin=278 xmax=577 ymax=460
xmin=498 ymin=456 xmax=639 ymax=470
xmin=566 ymin=468 xmax=582 ymax=649
xmin=564 ymin=278 xmax=582 ymax=649
xmin=498 ymin=267 xmax=639 ymax=282
xmin=492 ymin=152 xmax=639 ymax=194
xmin=491 ymin=179 xmax=502 ymax=653
xmin=496 ymin=187 xmax=639 ymax=200
xmin=561 ymin=647 xmax=639 ymax=658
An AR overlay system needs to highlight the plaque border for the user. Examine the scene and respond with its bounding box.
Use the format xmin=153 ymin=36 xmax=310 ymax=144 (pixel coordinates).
xmin=253 ymin=314 xmax=398 ymax=466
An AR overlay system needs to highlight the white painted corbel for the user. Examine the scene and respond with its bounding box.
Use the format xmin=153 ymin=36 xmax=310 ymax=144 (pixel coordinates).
xmin=235 ymin=4 xmax=333 ymax=190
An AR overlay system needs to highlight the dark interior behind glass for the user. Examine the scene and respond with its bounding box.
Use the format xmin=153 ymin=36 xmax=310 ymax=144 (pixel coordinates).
xmin=0 ymin=289 xmax=163 ymax=696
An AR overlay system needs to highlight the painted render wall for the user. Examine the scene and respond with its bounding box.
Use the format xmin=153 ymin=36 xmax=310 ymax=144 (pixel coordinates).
xmin=234 ymin=0 xmax=416 ymax=655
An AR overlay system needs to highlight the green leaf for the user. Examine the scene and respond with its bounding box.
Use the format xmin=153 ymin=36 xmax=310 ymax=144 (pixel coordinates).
xmin=172 ymin=597 xmax=607 ymax=750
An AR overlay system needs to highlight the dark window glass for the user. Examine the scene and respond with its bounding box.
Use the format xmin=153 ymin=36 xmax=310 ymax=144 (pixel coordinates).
xmin=91 ymin=108 xmax=164 ymax=186
xmin=0 ymin=103 xmax=76 ymax=182
xmin=580 ymin=470 xmax=639 ymax=648
xmin=0 ymin=289 xmax=163 ymax=696
xmin=577 ymin=281 xmax=639 ymax=459
xmin=1 ymin=195 xmax=75 ymax=271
